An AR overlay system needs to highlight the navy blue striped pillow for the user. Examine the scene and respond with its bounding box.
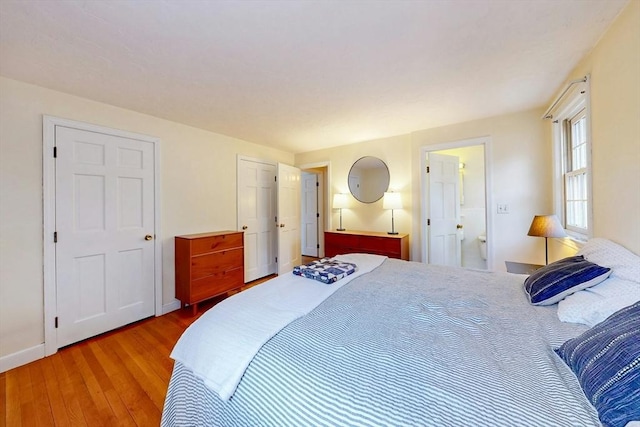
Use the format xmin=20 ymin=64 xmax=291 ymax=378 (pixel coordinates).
xmin=555 ymin=301 xmax=640 ymax=427
xmin=524 ymin=256 xmax=611 ymax=305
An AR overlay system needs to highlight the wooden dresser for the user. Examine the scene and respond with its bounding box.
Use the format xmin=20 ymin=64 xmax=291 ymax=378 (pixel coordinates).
xmin=324 ymin=230 xmax=409 ymax=260
xmin=175 ymin=230 xmax=244 ymax=315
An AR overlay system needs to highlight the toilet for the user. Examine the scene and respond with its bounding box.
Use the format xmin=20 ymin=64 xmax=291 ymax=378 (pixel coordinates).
xmin=478 ymin=235 xmax=487 ymax=260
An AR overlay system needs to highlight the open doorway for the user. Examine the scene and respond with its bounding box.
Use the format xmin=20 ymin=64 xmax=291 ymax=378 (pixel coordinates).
xmin=421 ymin=137 xmax=492 ymax=269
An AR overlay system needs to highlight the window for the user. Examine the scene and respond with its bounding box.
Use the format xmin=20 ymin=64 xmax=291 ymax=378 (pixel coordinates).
xmin=549 ymin=76 xmax=591 ymax=239
xmin=564 ymin=109 xmax=588 ymax=233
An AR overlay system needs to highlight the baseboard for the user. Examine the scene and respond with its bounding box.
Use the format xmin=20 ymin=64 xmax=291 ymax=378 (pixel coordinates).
xmin=162 ymin=298 xmax=181 ymax=315
xmin=2 ymin=302 xmax=181 ymax=373
xmin=0 ymin=344 xmax=45 ymax=373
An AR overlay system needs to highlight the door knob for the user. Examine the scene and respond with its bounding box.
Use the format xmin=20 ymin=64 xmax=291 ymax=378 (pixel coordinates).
xmin=280 ymin=223 xmax=285 ymax=228
xmin=144 ymin=234 xmax=153 ymax=241
xmin=456 ymin=224 xmax=463 ymax=229
xmin=242 ymin=225 xmax=248 ymax=230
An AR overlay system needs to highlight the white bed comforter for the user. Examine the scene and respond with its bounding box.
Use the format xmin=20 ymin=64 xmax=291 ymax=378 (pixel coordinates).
xmin=170 ymin=253 xmax=386 ymax=400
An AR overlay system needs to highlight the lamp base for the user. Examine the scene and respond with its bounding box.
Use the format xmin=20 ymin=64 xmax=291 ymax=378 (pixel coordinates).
xmin=336 ymin=228 xmax=346 ymax=231
xmin=387 ymin=231 xmax=399 ymax=235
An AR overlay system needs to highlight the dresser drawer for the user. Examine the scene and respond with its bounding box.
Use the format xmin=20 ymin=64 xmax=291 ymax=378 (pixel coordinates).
xmin=190 ymin=267 xmax=244 ymax=302
xmin=324 ymin=231 xmax=409 ymax=260
xmin=175 ymin=230 xmax=245 ymax=315
xmin=325 ymin=232 xmax=359 ymax=256
xmin=325 ymin=232 xmax=354 ymax=246
xmin=359 ymin=236 xmax=400 ymax=256
xmin=190 ymin=232 xmax=243 ymax=256
xmin=191 ymin=248 xmax=244 ymax=280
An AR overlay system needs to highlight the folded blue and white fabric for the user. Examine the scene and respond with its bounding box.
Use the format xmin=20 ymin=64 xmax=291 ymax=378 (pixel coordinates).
xmin=293 ymin=257 xmax=357 ymax=284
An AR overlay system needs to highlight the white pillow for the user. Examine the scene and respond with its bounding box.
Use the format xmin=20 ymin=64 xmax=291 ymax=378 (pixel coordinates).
xmin=557 ymin=277 xmax=640 ymax=327
xmin=576 ymin=238 xmax=640 ymax=283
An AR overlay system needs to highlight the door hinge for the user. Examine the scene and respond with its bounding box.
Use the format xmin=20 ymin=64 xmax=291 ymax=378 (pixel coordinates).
xmin=53 ymin=146 xmax=57 ymax=158
xmin=427 ymin=219 xmax=431 ymax=226
xmin=316 ymin=181 xmax=319 ymax=187
xmin=317 ymin=244 xmax=320 ymax=249
xmin=55 ymin=317 xmax=58 ymax=328
xmin=275 ymin=256 xmax=278 ymax=263
xmin=426 ymin=166 xmax=430 ymax=173
xmin=274 ymin=176 xmax=277 ymax=182
xmin=316 ymin=212 xmax=319 ymax=218
xmin=54 ymin=231 xmax=58 ymax=243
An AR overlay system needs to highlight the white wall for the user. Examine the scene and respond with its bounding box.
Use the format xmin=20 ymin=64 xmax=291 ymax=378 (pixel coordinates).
xmin=563 ymin=0 xmax=639 ymax=255
xmin=0 ymin=77 xmax=293 ymax=360
xmin=303 ymin=0 xmax=640 ymax=266
xmin=410 ymin=109 xmax=550 ymax=268
xmin=296 ymin=108 xmax=551 ymax=270
xmin=1 ymin=0 xmax=637 ymax=367
xmin=296 ymin=134 xmax=413 ymax=238
xmin=548 ymin=0 xmax=639 ymax=260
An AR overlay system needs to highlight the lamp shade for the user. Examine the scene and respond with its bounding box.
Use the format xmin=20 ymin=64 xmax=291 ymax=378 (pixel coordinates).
xmin=383 ymin=192 xmax=403 ymax=210
xmin=333 ymin=193 xmax=349 ymax=209
xmin=527 ymin=215 xmax=567 ymax=238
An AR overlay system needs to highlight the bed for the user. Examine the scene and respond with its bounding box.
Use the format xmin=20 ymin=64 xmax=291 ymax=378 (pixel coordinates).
xmin=162 ymin=240 xmax=640 ymax=427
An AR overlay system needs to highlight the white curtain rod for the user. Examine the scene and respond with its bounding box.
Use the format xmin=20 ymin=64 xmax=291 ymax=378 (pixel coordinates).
xmin=542 ymin=76 xmax=588 ymax=119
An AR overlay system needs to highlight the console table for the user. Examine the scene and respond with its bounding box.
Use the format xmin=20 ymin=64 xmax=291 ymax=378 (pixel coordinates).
xmin=324 ymin=230 xmax=409 ymax=260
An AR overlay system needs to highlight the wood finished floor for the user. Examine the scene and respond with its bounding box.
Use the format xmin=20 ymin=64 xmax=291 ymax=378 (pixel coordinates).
xmin=1 ymin=275 xmax=276 ymax=427
xmin=301 ymin=255 xmax=318 ymax=264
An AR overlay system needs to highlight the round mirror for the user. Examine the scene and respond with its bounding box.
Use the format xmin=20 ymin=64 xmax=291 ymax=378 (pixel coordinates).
xmin=347 ymin=156 xmax=390 ymax=203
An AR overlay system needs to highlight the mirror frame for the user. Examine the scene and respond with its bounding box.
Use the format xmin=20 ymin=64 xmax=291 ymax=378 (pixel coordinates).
xmin=347 ymin=156 xmax=390 ymax=203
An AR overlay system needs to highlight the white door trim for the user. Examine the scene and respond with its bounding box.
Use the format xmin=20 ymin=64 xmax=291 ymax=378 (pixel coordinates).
xmin=237 ymin=155 xmax=277 ymax=167
xmin=419 ymin=136 xmax=493 ymax=269
xmin=43 ymin=115 xmax=162 ymax=357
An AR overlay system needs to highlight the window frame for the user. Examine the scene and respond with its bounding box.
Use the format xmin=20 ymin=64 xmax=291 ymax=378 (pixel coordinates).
xmin=564 ymin=109 xmax=588 ymax=234
xmin=550 ymin=77 xmax=592 ymax=241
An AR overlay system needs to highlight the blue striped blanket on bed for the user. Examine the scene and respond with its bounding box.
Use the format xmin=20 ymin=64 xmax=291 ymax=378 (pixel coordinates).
xmin=162 ymin=259 xmax=601 ymax=426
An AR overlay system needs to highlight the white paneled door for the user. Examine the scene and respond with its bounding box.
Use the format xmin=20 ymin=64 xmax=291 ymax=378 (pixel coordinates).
xmin=301 ymin=172 xmax=319 ymax=257
xmin=277 ymin=163 xmax=301 ymax=275
xmin=237 ymin=158 xmax=277 ymax=282
xmin=428 ymin=153 xmax=461 ymax=267
xmin=55 ymin=126 xmax=156 ymax=348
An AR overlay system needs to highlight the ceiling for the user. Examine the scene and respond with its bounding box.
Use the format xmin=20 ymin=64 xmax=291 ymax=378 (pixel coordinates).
xmin=0 ymin=0 xmax=628 ymax=153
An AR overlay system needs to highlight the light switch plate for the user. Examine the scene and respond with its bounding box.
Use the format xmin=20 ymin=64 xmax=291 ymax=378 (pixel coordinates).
xmin=497 ymin=203 xmax=509 ymax=214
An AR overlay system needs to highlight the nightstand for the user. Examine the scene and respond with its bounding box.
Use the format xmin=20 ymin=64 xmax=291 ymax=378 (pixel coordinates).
xmin=505 ymin=261 xmax=544 ymax=275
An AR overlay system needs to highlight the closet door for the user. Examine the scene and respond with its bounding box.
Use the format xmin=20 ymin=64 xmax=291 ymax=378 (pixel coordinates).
xmin=301 ymin=172 xmax=319 ymax=257
xmin=55 ymin=126 xmax=156 ymax=348
xmin=277 ymin=163 xmax=301 ymax=274
xmin=237 ymin=157 xmax=277 ymax=282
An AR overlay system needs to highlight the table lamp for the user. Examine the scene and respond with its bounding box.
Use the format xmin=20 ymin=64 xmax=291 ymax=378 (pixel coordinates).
xmin=333 ymin=193 xmax=348 ymax=231
xmin=383 ymin=192 xmax=402 ymax=235
xmin=527 ymin=214 xmax=567 ymax=264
